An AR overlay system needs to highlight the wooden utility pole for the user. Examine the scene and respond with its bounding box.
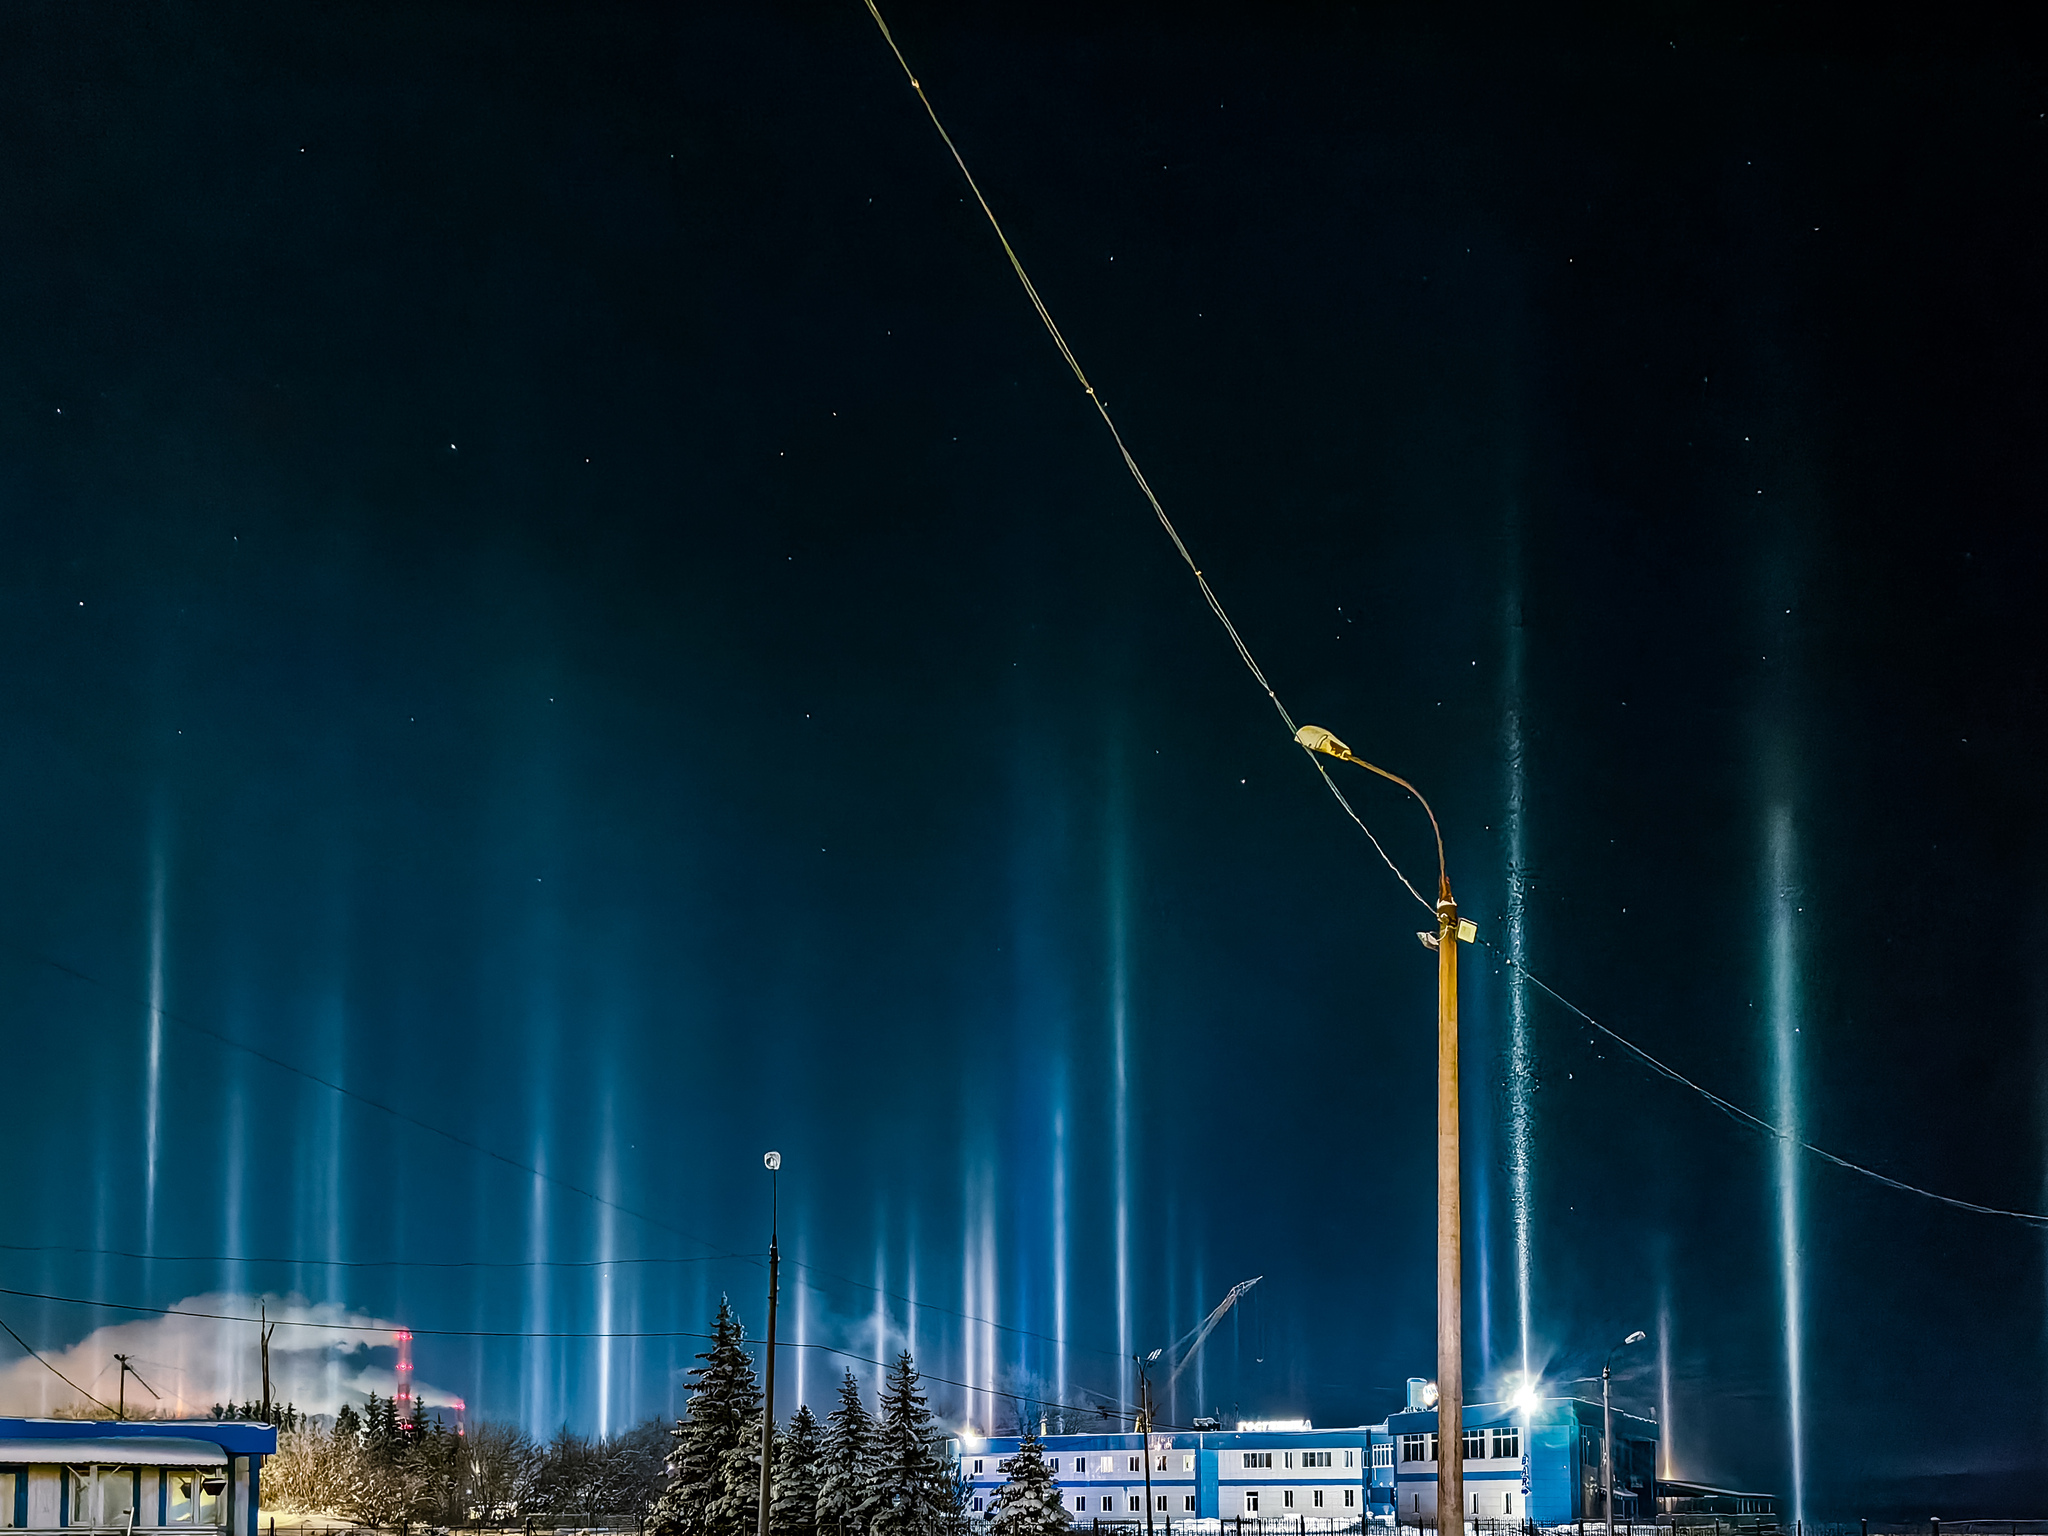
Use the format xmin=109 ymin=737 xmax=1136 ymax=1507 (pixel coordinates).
xmin=1436 ymin=887 xmax=1463 ymax=1536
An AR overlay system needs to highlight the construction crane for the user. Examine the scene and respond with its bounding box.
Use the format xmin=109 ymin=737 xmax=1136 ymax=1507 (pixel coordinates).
xmin=1161 ymin=1275 xmax=1262 ymax=1397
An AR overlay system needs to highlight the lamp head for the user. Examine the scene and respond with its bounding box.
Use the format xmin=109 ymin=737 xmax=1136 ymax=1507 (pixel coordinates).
xmin=1420 ymin=1381 xmax=1439 ymax=1409
xmin=1511 ymin=1383 xmax=1540 ymax=1415
xmin=1294 ymin=725 xmax=1353 ymax=761
xmin=764 ymin=1151 xmax=781 ymax=1171
xmin=1624 ymin=1330 xmax=1647 ymax=1346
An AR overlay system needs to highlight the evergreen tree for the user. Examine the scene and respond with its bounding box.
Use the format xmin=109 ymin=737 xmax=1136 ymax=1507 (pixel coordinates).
xmin=771 ymin=1406 xmax=824 ymax=1536
xmin=986 ymin=1433 xmax=1069 ymax=1536
xmin=333 ymin=1402 xmax=364 ymax=1447
xmin=657 ymin=1297 xmax=763 ymax=1536
xmin=868 ymin=1353 xmax=957 ymax=1536
xmin=815 ymin=1370 xmax=876 ymax=1536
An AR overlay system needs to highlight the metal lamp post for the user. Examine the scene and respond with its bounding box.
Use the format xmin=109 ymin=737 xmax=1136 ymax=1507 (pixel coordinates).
xmin=757 ymin=1153 xmax=783 ymax=1536
xmin=1602 ymin=1332 xmax=1647 ymax=1530
xmin=1295 ymin=726 xmax=1473 ymax=1536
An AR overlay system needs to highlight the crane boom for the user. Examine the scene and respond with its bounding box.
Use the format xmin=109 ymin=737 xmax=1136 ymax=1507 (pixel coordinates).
xmin=1164 ymin=1275 xmax=1261 ymax=1393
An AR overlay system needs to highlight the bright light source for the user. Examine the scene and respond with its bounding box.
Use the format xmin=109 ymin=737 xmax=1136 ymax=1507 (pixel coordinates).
xmin=1511 ymin=1384 xmax=1540 ymax=1414
xmin=764 ymin=1151 xmax=782 ymax=1171
xmin=1420 ymin=1382 xmax=1439 ymax=1409
xmin=1625 ymin=1330 xmax=1647 ymax=1345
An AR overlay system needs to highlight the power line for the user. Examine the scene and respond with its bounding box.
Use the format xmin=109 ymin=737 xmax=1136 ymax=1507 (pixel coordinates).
xmin=1492 ymin=942 xmax=2048 ymax=1230
xmin=857 ymin=0 xmax=1427 ymax=912
xmin=857 ymin=1 xmax=2048 ymax=1236
xmin=0 ymin=1243 xmax=754 ymax=1273
xmin=4 ymin=943 xmax=1115 ymax=1364
xmin=0 ymin=1285 xmax=1123 ymax=1428
xmin=0 ymin=1309 xmax=117 ymax=1415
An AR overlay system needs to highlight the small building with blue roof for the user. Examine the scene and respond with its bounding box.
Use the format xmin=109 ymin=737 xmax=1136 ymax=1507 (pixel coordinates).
xmin=0 ymin=1419 xmax=276 ymax=1536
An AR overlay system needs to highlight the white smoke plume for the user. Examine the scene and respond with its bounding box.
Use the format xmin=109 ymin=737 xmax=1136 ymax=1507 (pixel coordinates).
xmin=0 ymin=1294 xmax=456 ymax=1419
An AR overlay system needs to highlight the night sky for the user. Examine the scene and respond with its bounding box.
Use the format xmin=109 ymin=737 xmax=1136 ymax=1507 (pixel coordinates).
xmin=3 ymin=0 xmax=2044 ymax=1521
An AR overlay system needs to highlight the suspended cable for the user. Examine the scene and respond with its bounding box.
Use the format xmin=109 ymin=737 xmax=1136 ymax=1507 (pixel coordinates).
xmin=0 ymin=1285 xmax=1124 ymax=1428
xmin=858 ymin=0 xmax=1430 ymax=912
xmin=2 ymin=942 xmax=1112 ymax=1365
xmin=0 ymin=1309 xmax=118 ymax=1414
xmin=858 ymin=2 xmax=2048 ymax=1234
xmin=1487 ymin=941 xmax=2048 ymax=1230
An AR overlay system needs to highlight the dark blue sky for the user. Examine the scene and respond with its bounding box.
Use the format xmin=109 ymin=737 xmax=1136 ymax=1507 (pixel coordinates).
xmin=2 ymin=0 xmax=2043 ymax=1521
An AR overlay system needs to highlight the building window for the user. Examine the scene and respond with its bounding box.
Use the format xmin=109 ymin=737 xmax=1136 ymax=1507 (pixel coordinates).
xmin=1074 ymin=1497 xmax=1086 ymax=1512
xmin=1399 ymin=1434 xmax=1433 ymax=1465
xmin=1129 ymin=1457 xmax=1141 ymax=1473
xmin=971 ymin=1499 xmax=984 ymax=1512
xmin=1047 ymin=1459 xmax=1059 ymax=1474
xmin=1184 ymin=1497 xmax=1197 ymax=1513
xmin=1241 ymin=1453 xmax=1272 ymax=1470
xmin=1301 ymin=1452 xmax=1331 ymax=1469
xmin=1344 ymin=1490 xmax=1356 ymax=1509
xmin=1245 ymin=1493 xmax=1260 ymax=1514
xmin=1283 ymin=1452 xmax=1294 ymax=1470
xmin=1372 ymin=1444 xmax=1393 ymax=1469
xmin=1156 ymin=1496 xmax=1168 ymax=1512
xmin=1344 ymin=1451 xmax=1356 ymax=1469
xmin=1463 ymin=1428 xmax=1487 ymax=1461
xmin=973 ymin=1460 xmax=984 ymax=1475
xmin=1097 ymin=1457 xmax=1113 ymax=1474
xmin=1182 ymin=1456 xmax=1195 ymax=1472
xmin=1156 ymin=1456 xmax=1169 ymax=1472
xmin=1504 ymin=1494 xmax=1514 ymax=1516
xmin=1283 ymin=1491 xmax=1295 ymax=1509
xmin=1129 ymin=1497 xmax=1141 ymax=1512
xmin=1313 ymin=1490 xmax=1325 ymax=1509
xmin=1491 ymin=1427 xmax=1520 ymax=1461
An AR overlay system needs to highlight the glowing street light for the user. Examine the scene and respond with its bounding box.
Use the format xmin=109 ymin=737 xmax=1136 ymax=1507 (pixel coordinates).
xmin=1294 ymin=725 xmax=1472 ymax=1536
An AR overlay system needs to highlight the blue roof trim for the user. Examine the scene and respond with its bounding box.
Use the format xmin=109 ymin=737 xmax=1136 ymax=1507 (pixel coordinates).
xmin=0 ymin=1419 xmax=277 ymax=1455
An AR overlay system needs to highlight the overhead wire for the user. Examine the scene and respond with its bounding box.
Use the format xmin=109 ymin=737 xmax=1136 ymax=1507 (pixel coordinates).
xmin=0 ymin=1309 xmax=118 ymax=1414
xmin=857 ymin=1 xmax=2048 ymax=1232
xmin=0 ymin=1285 xmax=1126 ymax=1428
xmin=4 ymin=942 xmax=1120 ymax=1364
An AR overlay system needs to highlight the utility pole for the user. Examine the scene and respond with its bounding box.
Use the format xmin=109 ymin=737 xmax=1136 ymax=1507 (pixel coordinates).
xmin=1137 ymin=1351 xmax=1159 ymax=1536
xmin=757 ymin=1153 xmax=782 ymax=1536
xmin=259 ymin=1304 xmax=277 ymax=1421
xmin=1293 ymin=725 xmax=1470 ymax=1536
xmin=113 ymin=1355 xmax=159 ymax=1422
xmin=1435 ymin=884 xmax=1462 ymax=1536
xmin=1603 ymin=1333 xmax=1647 ymax=1532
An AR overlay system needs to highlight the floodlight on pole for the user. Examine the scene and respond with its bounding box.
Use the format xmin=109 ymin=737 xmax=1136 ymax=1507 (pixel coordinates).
xmin=1295 ymin=724 xmax=1472 ymax=1536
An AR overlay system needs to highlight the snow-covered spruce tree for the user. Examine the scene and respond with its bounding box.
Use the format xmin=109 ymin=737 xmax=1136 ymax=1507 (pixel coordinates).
xmin=657 ymin=1297 xmax=764 ymax=1536
xmin=986 ymin=1433 xmax=1069 ymax=1536
xmin=772 ymin=1405 xmax=824 ymax=1536
xmin=815 ymin=1370 xmax=877 ymax=1536
xmin=868 ymin=1352 xmax=959 ymax=1536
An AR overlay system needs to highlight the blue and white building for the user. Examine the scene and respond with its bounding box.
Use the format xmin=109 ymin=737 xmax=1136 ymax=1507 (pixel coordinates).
xmin=0 ymin=1419 xmax=277 ymax=1536
xmin=957 ymin=1393 xmax=1660 ymax=1528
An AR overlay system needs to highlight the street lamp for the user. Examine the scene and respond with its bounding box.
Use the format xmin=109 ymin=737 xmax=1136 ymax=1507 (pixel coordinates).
xmin=1603 ymin=1332 xmax=1647 ymax=1531
xmin=757 ymin=1153 xmax=783 ymax=1536
xmin=1137 ymin=1349 xmax=1163 ymax=1536
xmin=1295 ymin=725 xmax=1473 ymax=1536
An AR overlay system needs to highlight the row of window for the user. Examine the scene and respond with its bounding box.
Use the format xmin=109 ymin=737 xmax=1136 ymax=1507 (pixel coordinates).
xmin=964 ymin=1492 xmax=1362 ymax=1516
xmin=1396 ymin=1428 xmax=1520 ymax=1465
xmin=1242 ymin=1490 xmax=1357 ymax=1512
xmin=1239 ymin=1451 xmax=1353 ymax=1471
xmin=0 ymin=1468 xmax=227 ymax=1529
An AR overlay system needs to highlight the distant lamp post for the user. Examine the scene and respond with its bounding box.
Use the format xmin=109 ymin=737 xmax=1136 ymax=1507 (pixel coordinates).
xmin=1603 ymin=1332 xmax=1648 ymax=1530
xmin=757 ymin=1153 xmax=783 ymax=1536
xmin=1295 ymin=725 xmax=1473 ymax=1536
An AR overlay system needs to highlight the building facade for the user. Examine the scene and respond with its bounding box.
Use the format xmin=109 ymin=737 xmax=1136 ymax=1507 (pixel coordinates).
xmin=959 ymin=1398 xmax=1657 ymax=1528
xmin=0 ymin=1419 xmax=277 ymax=1536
